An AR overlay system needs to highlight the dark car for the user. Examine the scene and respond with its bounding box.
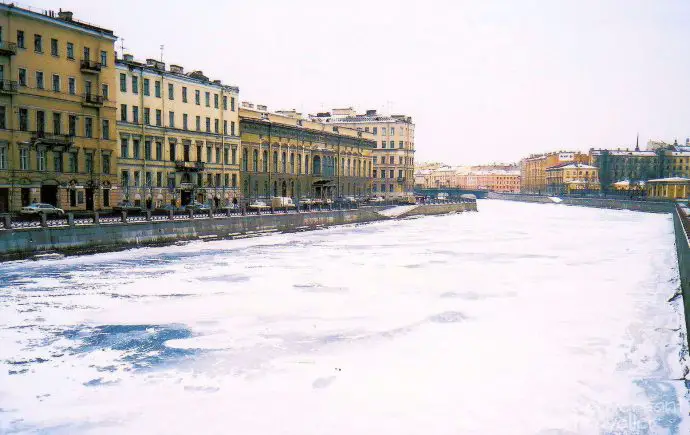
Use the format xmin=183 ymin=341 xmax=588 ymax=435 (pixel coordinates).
xmin=184 ymin=201 xmax=211 ymax=212
xmin=113 ymin=201 xmax=142 ymax=212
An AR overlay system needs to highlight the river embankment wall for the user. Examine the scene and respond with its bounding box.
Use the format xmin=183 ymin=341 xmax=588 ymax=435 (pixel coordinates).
xmin=488 ymin=192 xmax=675 ymax=213
xmin=0 ymin=202 xmax=475 ymax=260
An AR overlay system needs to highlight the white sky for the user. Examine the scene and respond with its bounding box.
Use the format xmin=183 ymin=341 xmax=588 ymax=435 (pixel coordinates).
xmin=27 ymin=0 xmax=690 ymax=164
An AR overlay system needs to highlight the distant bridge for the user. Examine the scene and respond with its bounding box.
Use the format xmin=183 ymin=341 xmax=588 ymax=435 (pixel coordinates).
xmin=414 ymin=188 xmax=489 ymax=199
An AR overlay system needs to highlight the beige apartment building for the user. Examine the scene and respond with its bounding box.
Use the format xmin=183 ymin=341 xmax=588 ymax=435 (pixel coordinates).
xmin=239 ymin=103 xmax=375 ymax=200
xmin=116 ymin=54 xmax=240 ymax=208
xmin=520 ymin=151 xmax=589 ymax=194
xmin=311 ymin=108 xmax=415 ymax=198
xmin=0 ymin=5 xmax=118 ymax=213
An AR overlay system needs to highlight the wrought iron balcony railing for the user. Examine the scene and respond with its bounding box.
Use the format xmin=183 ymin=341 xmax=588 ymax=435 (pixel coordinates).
xmin=175 ymin=160 xmax=205 ymax=172
xmin=80 ymin=59 xmax=102 ymax=73
xmin=0 ymin=79 xmax=18 ymax=94
xmin=82 ymin=93 xmax=104 ymax=106
xmin=0 ymin=41 xmax=17 ymax=56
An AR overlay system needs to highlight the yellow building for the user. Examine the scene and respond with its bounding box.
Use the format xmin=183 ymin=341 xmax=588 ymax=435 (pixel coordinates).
xmin=545 ymin=163 xmax=600 ymax=195
xmin=0 ymin=5 xmax=118 ymax=213
xmin=116 ymin=54 xmax=240 ymax=208
xmin=520 ymin=152 xmax=589 ymax=194
xmin=310 ymin=108 xmax=415 ymax=198
xmin=239 ymin=103 xmax=375 ymax=200
xmin=647 ymin=177 xmax=690 ymax=200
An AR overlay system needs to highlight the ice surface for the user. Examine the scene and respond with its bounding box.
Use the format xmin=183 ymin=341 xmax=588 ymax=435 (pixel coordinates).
xmin=0 ymin=200 xmax=688 ymax=434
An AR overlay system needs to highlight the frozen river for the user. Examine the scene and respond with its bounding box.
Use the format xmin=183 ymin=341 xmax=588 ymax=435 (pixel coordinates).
xmin=0 ymin=200 xmax=689 ymax=434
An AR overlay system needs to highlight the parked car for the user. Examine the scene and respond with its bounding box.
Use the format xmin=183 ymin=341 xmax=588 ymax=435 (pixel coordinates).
xmin=367 ymin=196 xmax=385 ymax=204
xmin=335 ymin=196 xmax=357 ymax=206
xmin=271 ymin=197 xmax=295 ymax=208
xmin=184 ymin=201 xmax=211 ymax=212
xmin=298 ymin=198 xmax=315 ymax=206
xmin=20 ymin=203 xmax=64 ymax=216
xmin=218 ymin=202 xmax=239 ymax=211
xmin=248 ymin=201 xmax=270 ymax=210
xmin=113 ymin=201 xmax=142 ymax=212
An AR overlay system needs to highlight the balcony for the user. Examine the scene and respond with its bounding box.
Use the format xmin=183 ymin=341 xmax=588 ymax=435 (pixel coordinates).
xmin=80 ymin=59 xmax=102 ymax=73
xmin=0 ymin=80 xmax=18 ymax=94
xmin=175 ymin=160 xmax=205 ymax=172
xmin=31 ymin=131 xmax=74 ymax=150
xmin=82 ymin=93 xmax=104 ymax=107
xmin=0 ymin=41 xmax=17 ymax=56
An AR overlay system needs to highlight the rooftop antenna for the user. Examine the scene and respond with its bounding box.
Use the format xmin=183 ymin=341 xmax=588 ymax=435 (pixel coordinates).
xmin=119 ymin=37 xmax=126 ymax=55
xmin=160 ymin=44 xmax=164 ymax=62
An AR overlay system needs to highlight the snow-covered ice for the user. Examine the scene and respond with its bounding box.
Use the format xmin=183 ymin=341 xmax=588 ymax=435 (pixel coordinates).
xmin=0 ymin=200 xmax=688 ymax=434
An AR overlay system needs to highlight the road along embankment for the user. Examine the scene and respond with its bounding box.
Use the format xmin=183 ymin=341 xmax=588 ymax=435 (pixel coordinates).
xmin=0 ymin=202 xmax=476 ymax=261
xmin=488 ymin=192 xmax=674 ymax=213
xmin=673 ymin=204 xmax=690 ymax=349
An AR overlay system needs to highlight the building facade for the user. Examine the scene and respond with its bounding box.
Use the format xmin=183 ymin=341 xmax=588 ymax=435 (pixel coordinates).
xmin=239 ymin=104 xmax=375 ymax=201
xmin=520 ymin=152 xmax=589 ymax=194
xmin=458 ymin=170 xmax=520 ymax=193
xmin=115 ymin=55 xmax=240 ymax=209
xmin=545 ymin=163 xmax=599 ymax=195
xmin=310 ymin=108 xmax=415 ymax=198
xmin=0 ymin=5 xmax=118 ymax=213
xmin=589 ymin=148 xmax=658 ymax=191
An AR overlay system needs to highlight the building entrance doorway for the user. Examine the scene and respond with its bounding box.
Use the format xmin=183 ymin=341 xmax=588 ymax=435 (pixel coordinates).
xmin=0 ymin=188 xmax=8 ymax=213
xmin=181 ymin=190 xmax=192 ymax=206
xmin=85 ymin=188 xmax=94 ymax=211
xmin=21 ymin=188 xmax=30 ymax=206
xmin=40 ymin=185 xmax=58 ymax=206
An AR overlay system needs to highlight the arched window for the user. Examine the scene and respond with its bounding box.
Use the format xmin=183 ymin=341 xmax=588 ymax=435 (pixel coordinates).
xmin=242 ymin=148 xmax=248 ymax=171
xmin=282 ymin=152 xmax=286 ymax=173
xmin=273 ymin=151 xmax=278 ymax=173
xmin=252 ymin=149 xmax=258 ymax=172
xmin=313 ymin=155 xmax=321 ymax=176
xmin=262 ymin=150 xmax=268 ymax=172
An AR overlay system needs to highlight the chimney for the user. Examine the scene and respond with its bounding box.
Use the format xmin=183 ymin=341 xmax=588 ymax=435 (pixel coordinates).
xmin=365 ymin=109 xmax=377 ymax=116
xmin=146 ymin=58 xmax=157 ymax=67
xmin=58 ymin=10 xmax=73 ymax=21
xmin=170 ymin=64 xmax=184 ymax=74
xmin=123 ymin=53 xmax=134 ymax=62
xmin=257 ymin=104 xmax=268 ymax=111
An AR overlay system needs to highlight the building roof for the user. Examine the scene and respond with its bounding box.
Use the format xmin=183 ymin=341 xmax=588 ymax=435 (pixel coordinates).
xmin=0 ymin=3 xmax=117 ymax=40
xmin=590 ymin=148 xmax=657 ymax=157
xmin=545 ymin=163 xmax=597 ymax=171
xmin=310 ymin=109 xmax=414 ymax=125
xmin=647 ymin=177 xmax=690 ymax=183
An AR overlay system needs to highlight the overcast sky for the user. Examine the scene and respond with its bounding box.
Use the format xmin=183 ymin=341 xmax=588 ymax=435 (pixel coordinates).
xmin=29 ymin=0 xmax=690 ymax=164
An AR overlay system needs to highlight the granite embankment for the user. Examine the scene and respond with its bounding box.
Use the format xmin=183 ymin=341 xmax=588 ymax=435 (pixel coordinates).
xmin=0 ymin=202 xmax=476 ymax=260
xmin=488 ymin=192 xmax=674 ymax=213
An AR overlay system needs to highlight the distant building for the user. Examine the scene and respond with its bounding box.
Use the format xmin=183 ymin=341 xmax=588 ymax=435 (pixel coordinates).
xmin=545 ymin=163 xmax=599 ymax=195
xmin=589 ymin=148 xmax=658 ymax=191
xmin=520 ymin=152 xmax=589 ymax=194
xmin=311 ymin=108 xmax=415 ymax=198
xmin=647 ymin=177 xmax=690 ymax=200
xmin=413 ymin=164 xmax=519 ymax=193
xmin=239 ymin=104 xmax=375 ymax=200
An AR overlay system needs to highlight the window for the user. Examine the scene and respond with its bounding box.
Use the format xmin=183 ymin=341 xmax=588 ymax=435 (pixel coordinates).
xmin=216 ymin=147 xmax=221 ymax=164
xmin=102 ymin=120 xmax=110 ymax=139
xmin=398 ymin=169 xmax=403 ymax=178
xmin=53 ymin=151 xmax=63 ymax=172
xmin=133 ymin=140 xmax=140 ymax=159
xmin=156 ymin=142 xmax=163 ymax=161
xmin=214 ymin=94 xmax=218 ymax=108
xmin=0 ymin=106 xmax=5 ymax=130
xmin=18 ymin=68 xmax=26 ymax=86
xmin=144 ymin=107 xmax=150 ymax=125
xmin=121 ymin=170 xmax=129 ymax=187
xmin=52 ymin=112 xmax=61 ymax=134
xmin=389 ymin=140 xmax=394 ymax=148
xmin=206 ymin=146 xmax=212 ymax=163
xmin=231 ymin=121 xmax=236 ymax=136
xmin=18 ymin=108 xmax=28 ymax=131
xmin=183 ymin=114 xmax=188 ymax=130
xmin=145 ymin=141 xmax=152 ymax=160
xmin=100 ymin=51 xmax=107 ymax=67
xmin=20 ymin=148 xmax=29 ymax=170
xmin=224 ymin=148 xmax=229 ymax=165
xmin=51 ymin=74 xmax=60 ymax=92
xmin=85 ymin=117 xmax=93 ymax=138
xmin=36 ymin=110 xmax=45 ymax=132
xmin=133 ymin=171 xmax=140 ymax=186
xmin=16 ymin=30 xmax=24 ymax=49
xmin=36 ymin=71 xmax=44 ymax=89
xmin=169 ymin=111 xmax=175 ymax=128
xmin=101 ymin=153 xmax=110 ymax=174
xmin=145 ymin=171 xmax=152 ymax=186
xmin=195 ymin=90 xmax=200 ymax=105
xmin=195 ymin=116 xmax=201 ymax=131
xmin=155 ymin=109 xmax=161 ymax=126
xmin=399 ymin=141 xmax=403 ymax=149
xmin=143 ymin=78 xmax=150 ymax=96
xmin=50 ymin=38 xmax=58 ymax=56
xmin=224 ymin=120 xmax=227 ymax=135
xmin=132 ymin=76 xmax=138 ymax=94
xmin=68 ymin=153 xmax=77 ymax=173
xmin=102 ymin=84 xmax=109 ymax=100
xmin=0 ymin=144 xmax=6 ymax=170
xmin=84 ymin=80 xmax=92 ymax=96
xmin=83 ymin=46 xmax=90 ymax=61
xmin=223 ymin=96 xmax=227 ymax=110
xmin=232 ymin=147 xmax=237 ymax=164
xmin=205 ymin=92 xmax=210 ymax=107
xmin=169 ymin=143 xmax=176 ymax=161
xmin=389 ymin=170 xmax=394 ymax=178
xmin=133 ymin=106 xmax=139 ymax=124
xmin=120 ymin=138 xmax=128 ymax=158
xmin=68 ymin=77 xmax=76 ymax=95
xmin=168 ymin=83 xmax=174 ymax=100
xmin=231 ymin=174 xmax=237 ymax=187
xmin=382 ymin=127 xmax=386 ymax=136
xmin=68 ymin=115 xmax=76 ymax=136
xmin=119 ymin=73 xmax=126 ymax=92
xmin=155 ymin=80 xmax=161 ymax=98
xmin=34 ymin=34 xmax=42 ymax=52
xmin=37 ymin=149 xmax=46 ymax=171
xmin=156 ymin=172 xmax=162 ymax=187
xmin=231 ymin=97 xmax=235 ymax=111
xmin=66 ymin=42 xmax=74 ymax=59
xmin=389 ymin=156 xmax=394 ymax=164
xmin=398 ymin=156 xmax=403 ymax=164
xmin=214 ymin=118 xmax=219 ymax=133
xmin=120 ymin=104 xmax=127 ymax=122
xmin=182 ymin=87 xmax=187 ymax=102
xmin=206 ymin=117 xmax=211 ymax=132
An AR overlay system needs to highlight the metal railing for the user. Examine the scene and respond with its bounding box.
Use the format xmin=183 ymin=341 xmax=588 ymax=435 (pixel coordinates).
xmin=80 ymin=59 xmax=102 ymax=71
xmin=0 ymin=79 xmax=18 ymax=93
xmin=82 ymin=93 xmax=104 ymax=105
xmin=0 ymin=40 xmax=18 ymax=54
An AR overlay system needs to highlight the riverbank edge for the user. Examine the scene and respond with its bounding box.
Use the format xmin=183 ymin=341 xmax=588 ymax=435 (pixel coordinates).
xmin=673 ymin=207 xmax=690 ymax=350
xmin=0 ymin=202 xmax=476 ymax=261
xmin=487 ymin=192 xmax=675 ymax=213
